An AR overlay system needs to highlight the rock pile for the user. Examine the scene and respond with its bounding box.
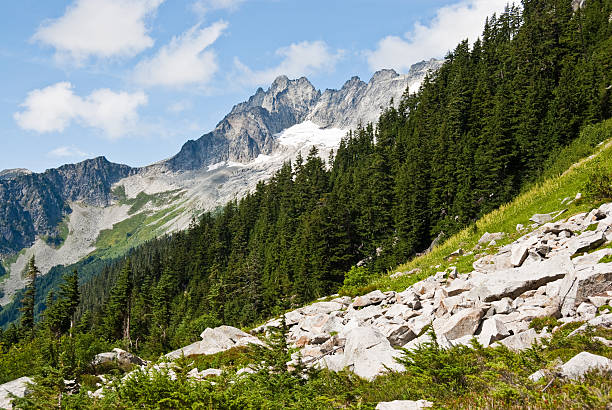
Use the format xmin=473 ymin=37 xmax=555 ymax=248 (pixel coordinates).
xmin=252 ymin=202 xmax=612 ymax=379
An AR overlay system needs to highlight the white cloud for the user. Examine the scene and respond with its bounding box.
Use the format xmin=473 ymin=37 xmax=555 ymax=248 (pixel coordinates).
xmin=47 ymin=146 xmax=91 ymax=159
xmin=235 ymin=41 xmax=343 ymax=86
xmin=365 ymin=0 xmax=509 ymax=72
xmin=14 ymin=82 xmax=148 ymax=138
xmin=192 ymin=0 xmax=245 ymax=16
xmin=133 ymin=21 xmax=227 ymax=88
xmin=33 ymin=0 xmax=163 ymax=63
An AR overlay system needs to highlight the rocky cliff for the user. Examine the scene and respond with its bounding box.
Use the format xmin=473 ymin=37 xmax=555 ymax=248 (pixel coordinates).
xmin=162 ymin=59 xmax=441 ymax=172
xmin=0 ymin=157 xmax=133 ymax=255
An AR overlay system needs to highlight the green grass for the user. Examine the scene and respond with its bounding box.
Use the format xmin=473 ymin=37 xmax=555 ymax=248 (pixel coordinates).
xmin=92 ymin=203 xmax=188 ymax=260
xmin=91 ymin=188 xmax=193 ymax=259
xmin=41 ymin=215 xmax=70 ymax=249
xmin=344 ymin=119 xmax=612 ymax=296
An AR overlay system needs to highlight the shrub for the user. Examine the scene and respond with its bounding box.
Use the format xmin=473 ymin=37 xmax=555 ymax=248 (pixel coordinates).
xmin=584 ymin=166 xmax=612 ymax=200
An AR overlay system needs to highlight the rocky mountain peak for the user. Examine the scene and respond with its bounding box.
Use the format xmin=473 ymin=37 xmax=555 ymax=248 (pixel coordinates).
xmin=0 ymin=168 xmax=32 ymax=180
xmin=369 ymin=68 xmax=399 ymax=83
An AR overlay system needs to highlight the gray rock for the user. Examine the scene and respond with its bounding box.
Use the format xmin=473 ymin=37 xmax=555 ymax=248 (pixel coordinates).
xmin=559 ymin=262 xmax=612 ymax=316
xmin=588 ymin=296 xmax=611 ymax=308
xmin=300 ymin=301 xmax=344 ymax=316
xmin=529 ymin=369 xmax=546 ymax=382
xmin=530 ymin=213 xmax=553 ymax=225
xmin=166 ymin=325 xmax=263 ymax=359
xmin=317 ymin=353 xmax=346 ymax=372
xmin=375 ymin=399 xmax=434 ymax=409
xmin=478 ymin=317 xmax=510 ymax=346
xmin=433 ymin=308 xmax=483 ymax=340
xmin=491 ymin=297 xmax=514 ymax=314
xmin=92 ymin=348 xmax=146 ymax=368
xmin=510 ymin=244 xmax=529 ymax=267
xmin=342 ymin=327 xmax=404 ymax=381
xmin=560 ymin=352 xmax=612 ymax=380
xmin=478 ymin=232 xmax=506 ymax=245
xmin=468 ymin=253 xmax=573 ymax=302
xmin=353 ymin=290 xmax=386 ymax=308
xmin=498 ymin=328 xmax=541 ymax=351
xmin=407 ymin=315 xmax=433 ymax=336
xmin=576 ymin=302 xmax=598 ymax=320
xmin=0 ymin=377 xmax=33 ymax=409
xmin=445 ymin=278 xmax=472 ymax=296
xmin=566 ymin=230 xmax=607 ymax=256
xmin=379 ymin=323 xmax=417 ymax=347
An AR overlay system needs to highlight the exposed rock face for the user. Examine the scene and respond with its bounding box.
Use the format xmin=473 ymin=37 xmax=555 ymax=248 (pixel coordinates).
xmin=308 ymin=60 xmax=442 ymax=129
xmin=164 ymin=76 xmax=321 ymax=171
xmin=0 ymin=157 xmax=134 ymax=255
xmin=0 ymin=376 xmax=33 ymax=409
xmin=163 ymin=61 xmax=442 ymax=172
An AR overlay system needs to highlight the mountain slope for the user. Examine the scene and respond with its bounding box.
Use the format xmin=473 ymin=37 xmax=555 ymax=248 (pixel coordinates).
xmin=0 ymin=61 xmax=441 ymax=306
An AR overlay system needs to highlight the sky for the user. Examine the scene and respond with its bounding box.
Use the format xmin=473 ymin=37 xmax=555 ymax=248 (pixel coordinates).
xmin=0 ymin=0 xmax=510 ymax=173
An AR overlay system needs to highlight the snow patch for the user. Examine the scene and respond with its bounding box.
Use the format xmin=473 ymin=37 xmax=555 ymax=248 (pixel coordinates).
xmin=207 ymin=161 xmax=226 ymax=172
xmin=276 ymin=121 xmax=346 ymax=149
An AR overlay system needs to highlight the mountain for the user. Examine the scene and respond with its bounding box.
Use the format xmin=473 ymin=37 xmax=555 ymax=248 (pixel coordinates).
xmin=163 ymin=59 xmax=440 ymax=172
xmin=0 ymin=60 xmax=442 ymax=305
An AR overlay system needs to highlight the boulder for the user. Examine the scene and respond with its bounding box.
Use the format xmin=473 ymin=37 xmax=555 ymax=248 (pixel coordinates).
xmin=530 ymin=213 xmax=553 ymax=225
xmin=342 ymin=327 xmax=404 ymax=381
xmin=300 ymin=301 xmax=344 ymax=316
xmin=559 ymin=352 xmax=612 ymax=380
xmin=491 ymin=298 xmax=514 ymax=314
xmin=166 ymin=326 xmax=263 ymax=359
xmin=559 ymin=263 xmax=612 ymax=316
xmin=375 ymin=399 xmax=434 ymax=410
xmin=498 ymin=328 xmax=541 ymax=351
xmin=317 ymin=353 xmax=346 ymax=372
xmin=576 ymin=302 xmax=597 ymax=320
xmin=510 ymin=244 xmax=529 ymax=267
xmin=407 ymin=314 xmax=433 ymax=336
xmin=0 ymin=377 xmax=33 ymax=409
xmin=187 ymin=368 xmax=222 ymax=380
xmin=478 ymin=317 xmax=510 ymax=346
xmin=566 ymin=231 xmax=607 ymax=256
xmin=284 ymin=310 xmax=303 ymax=326
xmin=384 ymin=303 xmax=412 ymax=320
xmin=92 ymin=348 xmax=145 ymax=368
xmin=478 ymin=232 xmax=506 ymax=245
xmin=433 ymin=308 xmax=483 ymax=340
xmin=445 ymin=279 xmax=472 ymax=296
xmin=468 ymin=253 xmax=573 ymax=302
xmin=353 ymin=290 xmax=386 ymax=308
xmin=378 ymin=323 xmax=417 ymax=347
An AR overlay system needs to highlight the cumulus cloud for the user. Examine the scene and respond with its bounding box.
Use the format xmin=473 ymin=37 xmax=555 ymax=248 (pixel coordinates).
xmin=47 ymin=146 xmax=91 ymax=159
xmin=133 ymin=21 xmax=227 ymax=88
xmin=235 ymin=41 xmax=343 ymax=86
xmin=14 ymin=82 xmax=148 ymax=138
xmin=192 ymin=0 xmax=245 ymax=16
xmin=365 ymin=0 xmax=509 ymax=72
xmin=33 ymin=0 xmax=163 ymax=63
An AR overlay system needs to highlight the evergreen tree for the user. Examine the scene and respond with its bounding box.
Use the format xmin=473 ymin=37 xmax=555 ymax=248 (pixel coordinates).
xmin=19 ymin=256 xmax=39 ymax=335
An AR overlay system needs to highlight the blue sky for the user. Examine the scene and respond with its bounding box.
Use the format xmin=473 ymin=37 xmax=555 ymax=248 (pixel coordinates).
xmin=0 ymin=0 xmax=508 ymax=172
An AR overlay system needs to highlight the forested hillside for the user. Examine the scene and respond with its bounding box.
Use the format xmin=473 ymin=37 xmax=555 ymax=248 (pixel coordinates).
xmin=1 ymin=0 xmax=611 ymax=360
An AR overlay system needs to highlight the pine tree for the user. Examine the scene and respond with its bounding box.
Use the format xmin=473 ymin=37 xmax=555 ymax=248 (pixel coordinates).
xmin=19 ymin=256 xmax=39 ymax=335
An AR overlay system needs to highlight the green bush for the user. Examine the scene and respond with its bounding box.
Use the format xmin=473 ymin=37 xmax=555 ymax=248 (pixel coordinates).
xmin=584 ymin=166 xmax=612 ymax=200
xmin=341 ymin=266 xmax=372 ymax=289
